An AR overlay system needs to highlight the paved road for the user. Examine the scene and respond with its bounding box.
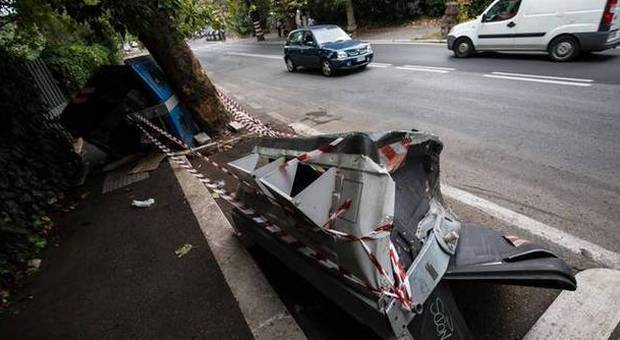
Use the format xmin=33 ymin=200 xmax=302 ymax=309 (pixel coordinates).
xmin=193 ymin=41 xmax=620 ymax=255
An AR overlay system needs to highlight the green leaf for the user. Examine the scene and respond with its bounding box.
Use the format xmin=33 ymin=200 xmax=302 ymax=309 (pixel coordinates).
xmin=28 ymin=234 xmax=47 ymax=249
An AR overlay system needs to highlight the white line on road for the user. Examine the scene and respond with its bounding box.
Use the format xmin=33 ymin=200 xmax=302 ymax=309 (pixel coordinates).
xmin=368 ymin=62 xmax=392 ymax=68
xmin=288 ymin=121 xmax=620 ymax=269
xmin=367 ymin=40 xmax=446 ymax=46
xmin=396 ymin=66 xmax=450 ymax=74
xmin=483 ymin=74 xmax=593 ymax=87
xmin=227 ymin=52 xmax=282 ymax=60
xmin=442 ymin=185 xmax=620 ymax=269
xmin=491 ymin=71 xmax=593 ymax=83
xmin=403 ymin=64 xmax=456 ymax=71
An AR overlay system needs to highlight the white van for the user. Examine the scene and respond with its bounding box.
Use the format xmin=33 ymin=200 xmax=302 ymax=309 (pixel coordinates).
xmin=447 ymin=0 xmax=620 ymax=61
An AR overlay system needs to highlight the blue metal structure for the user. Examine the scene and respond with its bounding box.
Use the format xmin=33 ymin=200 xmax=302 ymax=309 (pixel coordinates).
xmin=125 ymin=56 xmax=198 ymax=147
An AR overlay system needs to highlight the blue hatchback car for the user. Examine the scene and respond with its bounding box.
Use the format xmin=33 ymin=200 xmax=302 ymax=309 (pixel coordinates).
xmin=284 ymin=25 xmax=374 ymax=77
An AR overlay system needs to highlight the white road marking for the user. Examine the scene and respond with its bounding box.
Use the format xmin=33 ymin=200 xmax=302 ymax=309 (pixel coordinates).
xmin=367 ymin=40 xmax=446 ymax=46
xmin=396 ymin=66 xmax=450 ymax=74
xmin=403 ymin=64 xmax=456 ymax=71
xmin=227 ymin=52 xmax=282 ymax=60
xmin=523 ymin=268 xmax=620 ymax=340
xmin=442 ymin=185 xmax=620 ymax=269
xmin=368 ymin=62 xmax=392 ymax=68
xmin=483 ymin=74 xmax=593 ymax=87
xmin=491 ymin=71 xmax=593 ymax=83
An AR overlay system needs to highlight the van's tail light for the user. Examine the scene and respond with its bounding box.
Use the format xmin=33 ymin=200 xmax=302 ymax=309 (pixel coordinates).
xmin=601 ymin=0 xmax=618 ymax=31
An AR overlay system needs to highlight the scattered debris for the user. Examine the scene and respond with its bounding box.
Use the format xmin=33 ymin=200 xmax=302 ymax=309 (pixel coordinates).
xmin=103 ymin=155 xmax=141 ymax=172
xmin=228 ymin=121 xmax=244 ymax=132
xmin=102 ymin=170 xmax=149 ymax=193
xmin=131 ymin=198 xmax=155 ymax=208
xmin=27 ymin=259 xmax=42 ymax=274
xmin=228 ymin=131 xmax=578 ymax=339
xmin=1 ymin=290 xmax=9 ymax=307
xmin=194 ymin=132 xmax=211 ymax=145
xmin=73 ymin=137 xmax=84 ymax=154
xmin=129 ymin=152 xmax=166 ymax=174
xmin=174 ymin=243 xmax=193 ymax=258
xmin=62 ymin=203 xmax=78 ymax=213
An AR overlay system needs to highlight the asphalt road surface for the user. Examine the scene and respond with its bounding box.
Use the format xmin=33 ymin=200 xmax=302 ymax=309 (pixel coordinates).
xmin=190 ymin=40 xmax=620 ymax=338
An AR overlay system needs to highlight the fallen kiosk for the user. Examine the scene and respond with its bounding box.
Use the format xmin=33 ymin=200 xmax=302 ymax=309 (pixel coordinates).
xmin=228 ymin=130 xmax=577 ymax=340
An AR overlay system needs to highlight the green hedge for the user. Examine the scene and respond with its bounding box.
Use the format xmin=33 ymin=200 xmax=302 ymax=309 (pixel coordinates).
xmin=42 ymin=43 xmax=113 ymax=95
xmin=465 ymin=0 xmax=494 ymax=19
xmin=0 ymin=47 xmax=81 ymax=297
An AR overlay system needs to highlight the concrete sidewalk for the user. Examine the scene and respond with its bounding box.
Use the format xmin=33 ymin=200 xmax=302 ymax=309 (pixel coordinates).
xmin=0 ymin=162 xmax=253 ymax=339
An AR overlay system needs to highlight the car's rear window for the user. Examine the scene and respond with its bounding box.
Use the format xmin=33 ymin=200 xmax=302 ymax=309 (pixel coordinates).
xmin=312 ymin=27 xmax=351 ymax=45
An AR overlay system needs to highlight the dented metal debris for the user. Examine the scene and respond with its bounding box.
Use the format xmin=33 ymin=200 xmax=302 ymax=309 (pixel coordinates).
xmin=228 ymin=130 xmax=576 ymax=340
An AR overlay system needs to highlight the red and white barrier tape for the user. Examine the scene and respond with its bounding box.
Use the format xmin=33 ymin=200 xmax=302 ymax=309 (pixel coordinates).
xmin=216 ymin=90 xmax=296 ymax=138
xmin=379 ymin=135 xmax=413 ymax=173
xmin=295 ymin=137 xmax=344 ymax=163
xmin=136 ymin=123 xmax=405 ymax=301
xmin=134 ymin=91 xmax=414 ymax=310
xmin=214 ymin=92 xmax=414 ymax=308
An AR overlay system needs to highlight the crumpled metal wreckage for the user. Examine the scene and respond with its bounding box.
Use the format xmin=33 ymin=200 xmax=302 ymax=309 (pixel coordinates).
xmin=228 ymin=130 xmax=576 ymax=340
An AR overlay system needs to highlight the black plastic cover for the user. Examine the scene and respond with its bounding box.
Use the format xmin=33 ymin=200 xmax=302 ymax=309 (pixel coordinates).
xmin=444 ymin=224 xmax=577 ymax=291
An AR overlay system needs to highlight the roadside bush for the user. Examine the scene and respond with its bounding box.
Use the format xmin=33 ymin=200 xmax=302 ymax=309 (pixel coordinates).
xmin=463 ymin=0 xmax=494 ymax=19
xmin=0 ymin=48 xmax=81 ymax=298
xmin=308 ymin=0 xmax=446 ymax=27
xmin=42 ymin=43 xmax=113 ymax=95
xmin=421 ymin=0 xmax=447 ymax=18
xmin=225 ymin=0 xmax=253 ymax=36
xmin=307 ymin=0 xmax=346 ymax=26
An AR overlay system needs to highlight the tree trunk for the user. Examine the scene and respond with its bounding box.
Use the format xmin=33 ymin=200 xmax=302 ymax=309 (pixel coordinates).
xmin=137 ymin=12 xmax=228 ymax=133
xmin=247 ymin=0 xmax=265 ymax=41
xmin=250 ymin=10 xmax=265 ymax=41
xmin=345 ymin=0 xmax=357 ymax=36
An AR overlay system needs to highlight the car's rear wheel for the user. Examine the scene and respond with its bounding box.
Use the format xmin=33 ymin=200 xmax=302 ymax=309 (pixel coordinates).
xmin=548 ymin=35 xmax=580 ymax=62
xmin=321 ymin=59 xmax=334 ymax=77
xmin=285 ymin=57 xmax=296 ymax=72
xmin=454 ymin=37 xmax=475 ymax=58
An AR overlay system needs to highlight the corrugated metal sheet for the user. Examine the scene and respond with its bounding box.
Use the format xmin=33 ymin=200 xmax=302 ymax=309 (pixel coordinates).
xmin=24 ymin=59 xmax=67 ymax=119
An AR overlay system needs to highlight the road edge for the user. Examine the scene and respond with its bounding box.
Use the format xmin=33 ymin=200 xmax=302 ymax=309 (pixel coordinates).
xmin=171 ymin=157 xmax=307 ymax=340
xmin=522 ymin=268 xmax=620 ymax=340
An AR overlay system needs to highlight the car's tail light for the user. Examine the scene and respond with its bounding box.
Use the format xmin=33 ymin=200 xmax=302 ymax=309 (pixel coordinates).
xmin=601 ymin=0 xmax=618 ymax=31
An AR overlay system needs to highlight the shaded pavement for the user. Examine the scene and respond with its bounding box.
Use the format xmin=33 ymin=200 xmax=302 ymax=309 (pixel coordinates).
xmin=0 ymin=162 xmax=252 ymax=340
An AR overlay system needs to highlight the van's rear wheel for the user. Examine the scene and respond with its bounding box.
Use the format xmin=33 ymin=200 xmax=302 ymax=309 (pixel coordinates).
xmin=454 ymin=37 xmax=475 ymax=58
xmin=549 ymin=36 xmax=580 ymax=62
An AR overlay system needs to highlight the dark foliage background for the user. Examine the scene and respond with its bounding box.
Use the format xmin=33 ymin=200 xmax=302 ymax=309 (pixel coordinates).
xmin=0 ymin=48 xmax=81 ymax=294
